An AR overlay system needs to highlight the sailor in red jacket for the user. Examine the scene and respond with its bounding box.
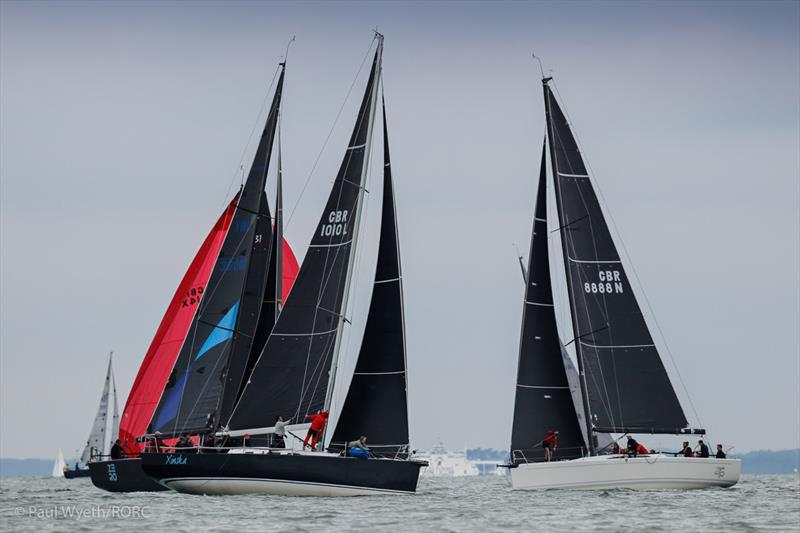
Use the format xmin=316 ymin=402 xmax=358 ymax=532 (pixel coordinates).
xmin=303 ymin=411 xmax=329 ymax=451
xmin=542 ymin=430 xmax=559 ymax=462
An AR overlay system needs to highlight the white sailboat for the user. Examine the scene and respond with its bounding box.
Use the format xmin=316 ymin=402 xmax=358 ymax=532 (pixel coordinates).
xmin=506 ymin=74 xmax=740 ymax=490
xmin=52 ymin=448 xmax=66 ymax=478
xmin=65 ymin=352 xmax=119 ymax=478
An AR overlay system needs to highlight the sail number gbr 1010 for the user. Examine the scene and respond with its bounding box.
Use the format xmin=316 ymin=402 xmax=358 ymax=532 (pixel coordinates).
xmin=320 ymin=210 xmax=349 ymax=237
xmin=584 ymin=270 xmax=624 ymax=294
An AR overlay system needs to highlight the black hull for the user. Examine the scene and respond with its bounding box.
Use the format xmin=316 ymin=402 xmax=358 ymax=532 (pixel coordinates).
xmin=89 ymin=458 xmax=168 ymax=492
xmin=63 ymin=468 xmax=90 ymax=479
xmin=141 ymin=452 xmax=425 ymax=496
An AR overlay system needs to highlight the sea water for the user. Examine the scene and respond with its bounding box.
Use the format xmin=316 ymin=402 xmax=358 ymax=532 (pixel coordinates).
xmin=1 ymin=474 xmax=798 ymax=532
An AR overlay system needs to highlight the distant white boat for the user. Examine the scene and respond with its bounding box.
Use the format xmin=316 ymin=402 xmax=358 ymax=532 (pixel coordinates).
xmin=52 ymin=448 xmax=66 ymax=478
xmin=417 ymin=444 xmax=479 ymax=477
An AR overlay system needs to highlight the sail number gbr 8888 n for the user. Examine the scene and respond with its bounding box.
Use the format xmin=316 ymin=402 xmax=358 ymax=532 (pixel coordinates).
xmin=321 ymin=210 xmax=349 ymax=237
xmin=584 ymin=270 xmax=624 ymax=294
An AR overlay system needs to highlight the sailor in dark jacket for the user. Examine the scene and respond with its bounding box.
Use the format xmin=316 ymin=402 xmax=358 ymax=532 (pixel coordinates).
xmin=110 ymin=439 xmax=125 ymax=460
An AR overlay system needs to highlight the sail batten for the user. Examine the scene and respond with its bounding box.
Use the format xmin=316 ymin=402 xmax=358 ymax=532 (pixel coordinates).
xmin=543 ymin=82 xmax=688 ymax=436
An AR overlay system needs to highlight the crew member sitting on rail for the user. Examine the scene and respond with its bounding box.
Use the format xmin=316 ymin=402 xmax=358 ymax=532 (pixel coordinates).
xmin=626 ymin=436 xmax=648 ymax=457
xmin=542 ymin=430 xmax=558 ymax=462
xmin=347 ymin=436 xmax=371 ymax=459
xmin=681 ymin=441 xmax=693 ymax=457
xmin=304 ymin=411 xmax=329 ymax=451
xmin=110 ymin=439 xmax=125 ymax=460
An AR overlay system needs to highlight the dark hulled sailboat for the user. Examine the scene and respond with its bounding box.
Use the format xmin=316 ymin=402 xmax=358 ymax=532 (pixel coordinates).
xmin=141 ymin=35 xmax=426 ymax=496
xmin=90 ymin=61 xmax=299 ymax=492
xmin=507 ymin=76 xmax=740 ymax=490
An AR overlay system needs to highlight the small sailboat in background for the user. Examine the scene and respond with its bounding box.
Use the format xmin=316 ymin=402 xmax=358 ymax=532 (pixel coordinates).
xmin=52 ymin=448 xmax=66 ymax=478
xmin=65 ymin=352 xmax=118 ymax=479
xmin=505 ymin=73 xmax=741 ymax=490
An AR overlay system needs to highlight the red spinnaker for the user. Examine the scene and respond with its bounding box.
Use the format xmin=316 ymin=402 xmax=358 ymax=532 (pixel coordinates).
xmin=282 ymin=237 xmax=299 ymax=299
xmin=119 ymin=201 xmax=237 ymax=455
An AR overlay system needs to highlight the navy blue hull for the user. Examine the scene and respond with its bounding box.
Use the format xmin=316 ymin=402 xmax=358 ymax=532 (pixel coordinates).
xmin=141 ymin=452 xmax=425 ymax=495
xmin=89 ymin=458 xmax=168 ymax=492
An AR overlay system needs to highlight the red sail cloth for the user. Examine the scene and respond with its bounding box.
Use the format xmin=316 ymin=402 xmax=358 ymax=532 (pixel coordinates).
xmin=281 ymin=237 xmax=299 ymax=299
xmin=119 ymin=201 xmax=237 ymax=455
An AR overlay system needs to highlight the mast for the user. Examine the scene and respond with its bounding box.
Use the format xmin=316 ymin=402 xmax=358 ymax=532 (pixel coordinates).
xmin=275 ymin=121 xmax=285 ymax=317
xmin=323 ymin=34 xmax=384 ymax=426
xmin=225 ymin=38 xmax=384 ymax=436
xmin=110 ymin=354 xmax=120 ymax=447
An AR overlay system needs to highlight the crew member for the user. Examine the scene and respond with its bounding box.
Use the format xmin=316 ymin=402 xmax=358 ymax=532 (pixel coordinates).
xmin=681 ymin=441 xmax=694 ymax=457
xmin=273 ymin=416 xmax=290 ymax=449
xmin=304 ymin=411 xmax=329 ymax=450
xmin=109 ymin=439 xmax=125 ymax=460
xmin=347 ymin=436 xmax=371 ymax=459
xmin=626 ymin=436 xmax=642 ymax=457
xmin=542 ymin=430 xmax=558 ymax=462
xmin=715 ymin=444 xmax=727 ymax=459
xmin=696 ymin=439 xmax=710 ymax=458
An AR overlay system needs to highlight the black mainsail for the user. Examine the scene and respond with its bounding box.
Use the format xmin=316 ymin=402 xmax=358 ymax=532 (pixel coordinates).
xmin=330 ymin=102 xmax=410 ymax=458
xmin=543 ymin=80 xmax=688 ymax=438
xmin=510 ymin=142 xmax=587 ymax=462
xmin=150 ymin=66 xmax=285 ymax=436
xmin=226 ymin=44 xmax=383 ymax=434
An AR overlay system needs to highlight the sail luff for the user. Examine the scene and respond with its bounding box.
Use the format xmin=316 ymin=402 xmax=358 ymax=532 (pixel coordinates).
xmin=110 ymin=356 xmax=120 ymax=446
xmin=323 ymin=37 xmax=383 ymax=423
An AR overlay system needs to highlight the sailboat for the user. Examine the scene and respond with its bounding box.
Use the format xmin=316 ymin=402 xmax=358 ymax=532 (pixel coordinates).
xmin=89 ymin=67 xmax=299 ymax=492
xmin=141 ymin=34 xmax=426 ymax=496
xmin=65 ymin=352 xmax=119 ymax=479
xmin=52 ymin=449 xmax=66 ymax=478
xmin=506 ymin=75 xmax=741 ymax=490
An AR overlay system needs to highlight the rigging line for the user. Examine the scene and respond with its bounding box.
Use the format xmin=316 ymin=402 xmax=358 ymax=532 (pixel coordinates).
xmin=549 ymin=104 xmax=620 ymax=427
xmin=218 ymin=63 xmax=282 ymax=213
xmin=551 ymin=81 xmax=702 ymax=429
xmin=285 ymin=36 xmax=378 ymax=230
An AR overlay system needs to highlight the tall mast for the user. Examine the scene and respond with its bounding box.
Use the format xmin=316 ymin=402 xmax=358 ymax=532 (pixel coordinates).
xmin=275 ymin=119 xmax=285 ymax=317
xmin=542 ymin=78 xmax=596 ymax=455
xmin=322 ymin=34 xmax=384 ymax=430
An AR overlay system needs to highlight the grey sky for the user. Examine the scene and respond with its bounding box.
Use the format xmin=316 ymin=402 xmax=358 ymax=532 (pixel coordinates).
xmin=1 ymin=1 xmax=798 ymax=459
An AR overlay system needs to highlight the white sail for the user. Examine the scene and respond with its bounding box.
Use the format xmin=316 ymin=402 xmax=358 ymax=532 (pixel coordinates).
xmin=79 ymin=353 xmax=113 ymax=464
xmin=52 ymin=448 xmax=66 ymax=477
xmin=110 ymin=360 xmax=120 ymax=446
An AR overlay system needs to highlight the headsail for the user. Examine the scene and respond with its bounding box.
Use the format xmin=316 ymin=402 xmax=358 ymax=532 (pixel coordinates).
xmin=151 ymin=66 xmax=285 ymax=436
xmin=543 ymin=81 xmax=688 ymax=435
xmin=226 ymin=41 xmax=383 ymax=435
xmin=80 ymin=354 xmax=113 ymax=464
xmin=110 ymin=356 xmax=120 ymax=444
xmin=330 ymin=101 xmax=410 ymax=458
xmin=118 ymin=199 xmax=236 ymax=454
xmin=510 ymin=142 xmax=586 ymax=462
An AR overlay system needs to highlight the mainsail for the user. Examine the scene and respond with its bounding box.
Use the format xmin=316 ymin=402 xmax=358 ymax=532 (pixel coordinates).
xmin=151 ymin=66 xmax=285 ymax=436
xmin=80 ymin=354 xmax=113 ymax=464
xmin=110 ymin=356 xmax=120 ymax=443
xmin=510 ymin=142 xmax=586 ymax=462
xmin=226 ymin=42 xmax=383 ymax=434
xmin=330 ymin=102 xmax=410 ymax=458
xmin=543 ymin=80 xmax=688 ymax=436
xmin=118 ymin=199 xmax=236 ymax=454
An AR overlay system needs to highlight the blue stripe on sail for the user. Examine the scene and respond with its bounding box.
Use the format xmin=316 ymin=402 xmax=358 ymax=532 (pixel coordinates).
xmin=194 ymin=301 xmax=239 ymax=361
xmin=154 ymin=370 xmax=190 ymax=431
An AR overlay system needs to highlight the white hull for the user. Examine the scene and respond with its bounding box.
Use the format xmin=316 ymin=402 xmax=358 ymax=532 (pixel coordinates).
xmin=510 ymin=455 xmax=741 ymax=490
xmin=160 ymin=477 xmax=410 ymax=497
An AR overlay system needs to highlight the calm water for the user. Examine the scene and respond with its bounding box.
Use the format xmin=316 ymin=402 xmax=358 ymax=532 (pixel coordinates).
xmin=1 ymin=474 xmax=798 ymax=532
